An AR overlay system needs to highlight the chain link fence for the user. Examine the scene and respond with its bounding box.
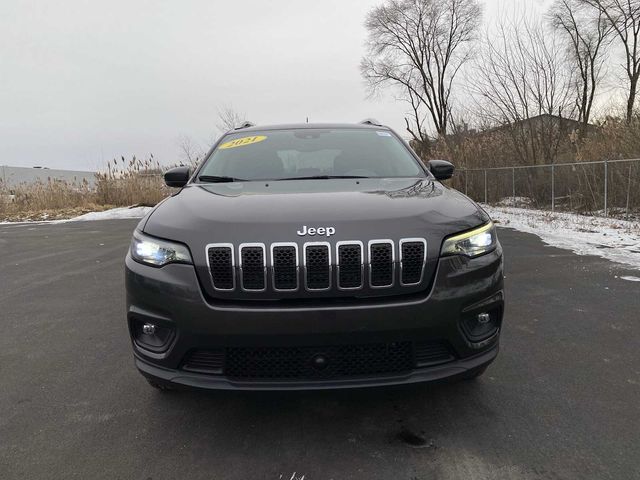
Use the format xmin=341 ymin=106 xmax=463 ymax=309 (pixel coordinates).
xmin=455 ymin=158 xmax=640 ymax=219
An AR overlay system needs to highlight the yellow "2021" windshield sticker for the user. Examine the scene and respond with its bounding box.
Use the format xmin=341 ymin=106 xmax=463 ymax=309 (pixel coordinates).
xmin=219 ymin=135 xmax=267 ymax=149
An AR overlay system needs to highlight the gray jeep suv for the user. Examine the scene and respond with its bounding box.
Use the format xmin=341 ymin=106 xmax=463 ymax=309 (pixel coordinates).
xmin=125 ymin=121 xmax=504 ymax=390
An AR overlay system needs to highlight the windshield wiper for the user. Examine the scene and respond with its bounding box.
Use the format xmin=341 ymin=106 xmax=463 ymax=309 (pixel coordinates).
xmin=275 ymin=175 xmax=370 ymax=181
xmin=198 ymin=175 xmax=246 ymax=183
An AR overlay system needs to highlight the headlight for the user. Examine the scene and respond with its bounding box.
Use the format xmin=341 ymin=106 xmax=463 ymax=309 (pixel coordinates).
xmin=441 ymin=222 xmax=497 ymax=258
xmin=130 ymin=230 xmax=192 ymax=267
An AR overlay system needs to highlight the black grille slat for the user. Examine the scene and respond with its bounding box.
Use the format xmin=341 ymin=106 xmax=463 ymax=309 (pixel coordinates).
xmin=224 ymin=342 xmax=413 ymax=380
xmin=208 ymin=246 xmax=234 ymax=290
xmin=182 ymin=350 xmax=225 ymax=374
xmin=401 ymin=241 xmax=425 ymax=284
xmin=338 ymin=244 xmax=362 ymax=289
xmin=241 ymin=246 xmax=265 ymax=290
xmin=273 ymin=245 xmax=298 ymax=290
xmin=305 ymin=245 xmax=330 ymax=290
xmin=414 ymin=342 xmax=455 ymax=366
xmin=370 ymin=242 xmax=393 ymax=287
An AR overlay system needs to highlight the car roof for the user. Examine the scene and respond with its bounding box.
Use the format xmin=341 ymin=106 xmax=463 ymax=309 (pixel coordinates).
xmin=226 ymin=123 xmax=391 ymax=134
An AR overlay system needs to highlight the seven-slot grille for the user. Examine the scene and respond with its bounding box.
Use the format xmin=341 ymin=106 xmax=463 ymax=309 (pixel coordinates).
xmin=206 ymin=239 xmax=427 ymax=293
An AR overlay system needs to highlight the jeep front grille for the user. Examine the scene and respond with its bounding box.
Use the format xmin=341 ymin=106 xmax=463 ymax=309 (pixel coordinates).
xmin=206 ymin=238 xmax=427 ymax=293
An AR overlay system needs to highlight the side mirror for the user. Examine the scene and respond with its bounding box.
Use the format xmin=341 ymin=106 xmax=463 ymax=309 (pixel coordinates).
xmin=164 ymin=166 xmax=190 ymax=188
xmin=428 ymin=160 xmax=454 ymax=181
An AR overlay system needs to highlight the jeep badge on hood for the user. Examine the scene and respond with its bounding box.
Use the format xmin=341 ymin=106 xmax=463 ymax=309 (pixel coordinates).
xmin=297 ymin=225 xmax=336 ymax=237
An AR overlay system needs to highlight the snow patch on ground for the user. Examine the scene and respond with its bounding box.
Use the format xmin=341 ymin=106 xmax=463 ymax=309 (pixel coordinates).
xmin=70 ymin=206 xmax=152 ymax=221
xmin=483 ymin=205 xmax=640 ymax=270
xmin=0 ymin=206 xmax=152 ymax=225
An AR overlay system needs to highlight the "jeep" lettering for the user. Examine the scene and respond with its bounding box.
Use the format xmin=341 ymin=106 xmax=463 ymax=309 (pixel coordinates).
xmin=297 ymin=225 xmax=336 ymax=237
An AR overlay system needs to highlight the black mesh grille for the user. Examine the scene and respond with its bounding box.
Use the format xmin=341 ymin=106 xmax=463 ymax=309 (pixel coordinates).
xmin=208 ymin=246 xmax=234 ymax=290
xmin=305 ymin=245 xmax=330 ymax=289
xmin=370 ymin=243 xmax=393 ymax=287
xmin=241 ymin=246 xmax=265 ymax=290
xmin=338 ymin=244 xmax=362 ymax=288
xmin=224 ymin=342 xmax=413 ymax=380
xmin=182 ymin=349 xmax=225 ymax=374
xmin=414 ymin=342 xmax=455 ymax=366
xmin=401 ymin=241 xmax=425 ymax=284
xmin=273 ymin=245 xmax=298 ymax=290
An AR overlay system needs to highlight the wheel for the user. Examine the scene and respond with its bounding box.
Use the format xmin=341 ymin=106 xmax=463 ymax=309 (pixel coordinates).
xmin=146 ymin=378 xmax=176 ymax=391
xmin=461 ymin=365 xmax=488 ymax=381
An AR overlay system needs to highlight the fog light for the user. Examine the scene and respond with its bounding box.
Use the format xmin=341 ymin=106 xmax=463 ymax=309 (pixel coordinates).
xmin=461 ymin=308 xmax=501 ymax=343
xmin=130 ymin=317 xmax=175 ymax=353
xmin=142 ymin=323 xmax=156 ymax=335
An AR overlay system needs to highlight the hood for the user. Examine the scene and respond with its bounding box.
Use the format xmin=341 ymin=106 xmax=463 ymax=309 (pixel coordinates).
xmin=143 ymin=178 xmax=488 ymax=300
xmin=145 ymin=178 xmax=486 ymax=240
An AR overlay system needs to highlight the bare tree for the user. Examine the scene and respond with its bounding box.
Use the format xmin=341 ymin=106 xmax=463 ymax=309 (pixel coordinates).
xmin=177 ymin=106 xmax=249 ymax=168
xmin=177 ymin=135 xmax=205 ymax=167
xmin=580 ymin=0 xmax=640 ymax=122
xmin=471 ymin=18 xmax=576 ymax=164
xmin=361 ymin=0 xmax=482 ymax=141
xmin=216 ymin=105 xmax=247 ymax=133
xmin=549 ymin=0 xmax=613 ymax=125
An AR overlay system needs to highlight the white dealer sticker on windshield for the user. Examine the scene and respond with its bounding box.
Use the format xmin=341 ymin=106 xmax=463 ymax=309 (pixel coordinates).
xmin=376 ymin=131 xmax=392 ymax=137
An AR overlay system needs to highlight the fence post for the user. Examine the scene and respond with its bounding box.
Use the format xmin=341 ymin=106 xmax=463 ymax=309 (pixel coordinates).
xmin=604 ymin=160 xmax=608 ymax=217
xmin=512 ymin=167 xmax=515 ymax=206
xmin=484 ymin=169 xmax=487 ymax=204
xmin=465 ymin=170 xmax=468 ymax=195
xmin=626 ymin=163 xmax=632 ymax=220
xmin=551 ymin=164 xmax=555 ymax=212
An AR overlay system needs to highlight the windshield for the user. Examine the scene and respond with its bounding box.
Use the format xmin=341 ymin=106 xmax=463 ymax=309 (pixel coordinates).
xmin=197 ymin=128 xmax=426 ymax=181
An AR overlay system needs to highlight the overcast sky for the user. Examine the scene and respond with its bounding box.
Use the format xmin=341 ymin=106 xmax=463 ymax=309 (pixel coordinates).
xmin=0 ymin=0 xmax=549 ymax=171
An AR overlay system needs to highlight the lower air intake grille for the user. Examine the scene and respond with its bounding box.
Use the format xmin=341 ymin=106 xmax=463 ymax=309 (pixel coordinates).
xmin=414 ymin=342 xmax=455 ymax=366
xmin=272 ymin=245 xmax=298 ymax=290
xmin=401 ymin=241 xmax=426 ymax=284
xmin=305 ymin=244 xmax=330 ymax=290
xmin=224 ymin=342 xmax=414 ymax=380
xmin=240 ymin=246 xmax=265 ymax=290
xmin=370 ymin=242 xmax=393 ymax=287
xmin=182 ymin=349 xmax=225 ymax=374
xmin=208 ymin=246 xmax=234 ymax=290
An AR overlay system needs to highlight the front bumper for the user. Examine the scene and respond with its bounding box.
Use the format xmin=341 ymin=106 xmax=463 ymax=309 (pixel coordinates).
xmin=125 ymin=245 xmax=504 ymax=390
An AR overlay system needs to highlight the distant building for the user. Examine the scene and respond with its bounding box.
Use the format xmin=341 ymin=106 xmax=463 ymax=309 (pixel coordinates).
xmin=0 ymin=165 xmax=96 ymax=188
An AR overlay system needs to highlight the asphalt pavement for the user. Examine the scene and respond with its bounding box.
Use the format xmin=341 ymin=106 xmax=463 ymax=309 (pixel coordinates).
xmin=1 ymin=219 xmax=639 ymax=479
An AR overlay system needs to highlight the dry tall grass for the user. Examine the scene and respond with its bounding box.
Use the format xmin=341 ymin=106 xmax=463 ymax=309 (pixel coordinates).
xmin=0 ymin=155 xmax=172 ymax=221
xmin=95 ymin=155 xmax=171 ymax=206
xmin=425 ymin=118 xmax=640 ymax=215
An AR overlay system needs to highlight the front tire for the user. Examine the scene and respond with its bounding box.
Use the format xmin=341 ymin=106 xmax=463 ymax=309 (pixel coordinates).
xmin=461 ymin=365 xmax=488 ymax=381
xmin=146 ymin=378 xmax=176 ymax=391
